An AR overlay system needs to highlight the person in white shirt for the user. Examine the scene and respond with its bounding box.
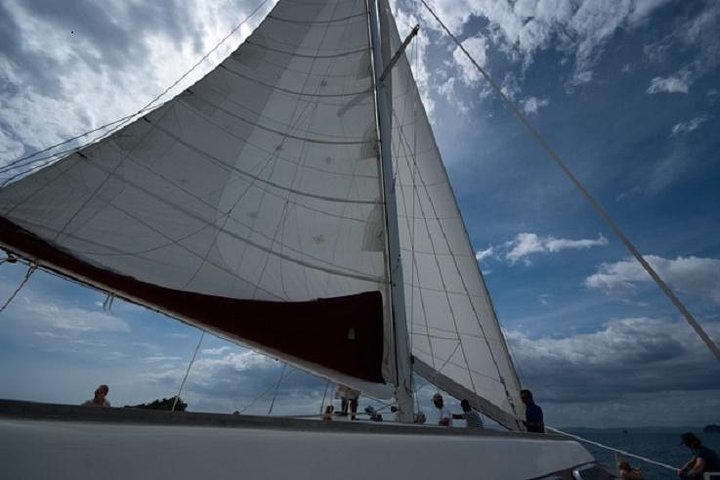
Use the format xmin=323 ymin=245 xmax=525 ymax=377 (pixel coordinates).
xmin=431 ymin=393 xmax=452 ymax=426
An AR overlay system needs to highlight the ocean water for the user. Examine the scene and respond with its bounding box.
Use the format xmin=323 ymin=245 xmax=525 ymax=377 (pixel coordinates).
xmin=570 ymin=431 xmax=720 ymax=479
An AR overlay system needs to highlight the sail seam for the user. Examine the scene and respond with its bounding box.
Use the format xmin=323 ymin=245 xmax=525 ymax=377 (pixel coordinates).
xmin=219 ymin=64 xmax=372 ymax=98
xmin=244 ymin=40 xmax=368 ymax=59
xmin=177 ymin=94 xmax=369 ymax=145
xmin=22 ymin=152 xmax=385 ymax=286
xmin=268 ymin=12 xmax=365 ymax=24
xmin=146 ymin=119 xmax=377 ymax=204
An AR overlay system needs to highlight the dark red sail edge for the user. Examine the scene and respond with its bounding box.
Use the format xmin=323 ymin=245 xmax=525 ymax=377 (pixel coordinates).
xmin=0 ymin=216 xmax=385 ymax=383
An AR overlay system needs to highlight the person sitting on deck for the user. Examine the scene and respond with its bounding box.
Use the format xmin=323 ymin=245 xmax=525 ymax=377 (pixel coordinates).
xmin=431 ymin=393 xmax=452 ymax=426
xmin=452 ymin=399 xmax=484 ymax=429
xmin=520 ymin=389 xmax=544 ymax=433
xmin=678 ymin=432 xmax=720 ymax=479
xmin=617 ymin=460 xmax=644 ymax=479
xmin=82 ymin=384 xmax=110 ymax=407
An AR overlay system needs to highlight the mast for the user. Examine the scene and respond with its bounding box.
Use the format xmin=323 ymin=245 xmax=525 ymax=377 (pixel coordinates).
xmin=367 ymin=0 xmax=414 ymax=422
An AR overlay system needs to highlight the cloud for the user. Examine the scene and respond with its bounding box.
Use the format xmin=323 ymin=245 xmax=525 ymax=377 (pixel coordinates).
xmin=585 ymin=255 xmax=720 ymax=305
xmin=646 ymin=70 xmax=691 ymax=94
xmin=452 ymin=36 xmax=489 ymax=86
xmin=23 ymin=302 xmax=130 ymax=333
xmin=410 ymin=0 xmax=674 ymax=86
xmin=0 ymin=0 xmax=272 ymax=170
xmin=521 ymin=96 xmax=549 ymax=115
xmin=475 ymin=246 xmax=495 ymax=262
xmin=670 ymin=116 xmax=708 ymax=136
xmin=139 ymin=347 xmax=329 ymax=414
xmin=506 ymin=316 xmax=720 ymax=407
xmin=505 ymin=232 xmax=608 ymax=264
xmin=643 ymin=3 xmax=720 ymax=95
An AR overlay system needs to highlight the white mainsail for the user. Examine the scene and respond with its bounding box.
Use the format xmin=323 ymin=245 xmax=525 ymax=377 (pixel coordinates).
xmin=0 ymin=0 xmax=522 ymax=428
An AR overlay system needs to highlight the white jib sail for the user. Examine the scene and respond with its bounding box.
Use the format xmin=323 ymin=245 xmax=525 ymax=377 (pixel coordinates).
xmin=377 ymin=0 xmax=524 ymax=429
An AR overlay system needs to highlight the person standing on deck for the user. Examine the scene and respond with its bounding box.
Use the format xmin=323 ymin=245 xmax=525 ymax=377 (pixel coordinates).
xmin=678 ymin=432 xmax=720 ymax=479
xmin=82 ymin=384 xmax=110 ymax=407
xmin=336 ymin=385 xmax=360 ymax=420
xmin=520 ymin=389 xmax=544 ymax=433
xmin=431 ymin=393 xmax=453 ymax=426
xmin=452 ymin=399 xmax=484 ymax=429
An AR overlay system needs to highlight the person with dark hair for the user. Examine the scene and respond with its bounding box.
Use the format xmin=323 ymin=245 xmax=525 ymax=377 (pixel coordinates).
xmin=431 ymin=393 xmax=452 ymax=426
xmin=617 ymin=460 xmax=644 ymax=479
xmin=336 ymin=385 xmax=360 ymax=420
xmin=452 ymin=399 xmax=483 ymax=429
xmin=678 ymin=432 xmax=720 ymax=479
xmin=82 ymin=384 xmax=110 ymax=407
xmin=520 ymin=389 xmax=544 ymax=433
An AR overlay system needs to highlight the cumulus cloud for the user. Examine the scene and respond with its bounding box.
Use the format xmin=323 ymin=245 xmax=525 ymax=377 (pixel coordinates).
xmin=585 ymin=255 xmax=720 ymax=304
xmin=506 ymin=316 xmax=720 ymax=407
xmin=139 ymin=347 xmax=328 ymax=414
xmin=0 ymin=0 xmax=273 ymax=170
xmin=410 ymin=0 xmax=674 ymax=87
xmin=23 ymin=302 xmax=130 ymax=333
xmin=505 ymin=232 xmax=608 ymax=264
xmin=475 ymin=246 xmax=495 ymax=262
xmin=670 ymin=116 xmax=708 ymax=136
xmin=646 ymin=70 xmax=691 ymax=94
xmin=452 ymin=36 xmax=489 ymax=86
xmin=521 ymin=96 xmax=549 ymax=114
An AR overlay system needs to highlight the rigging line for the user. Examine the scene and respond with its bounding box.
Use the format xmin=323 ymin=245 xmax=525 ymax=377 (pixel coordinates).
xmin=2 ymin=0 xmax=272 ymax=174
xmin=267 ymin=363 xmax=287 ymax=415
xmin=239 ymin=366 xmax=294 ymax=414
xmin=0 ymin=264 xmax=36 ymax=314
xmin=320 ymin=380 xmax=331 ymax=413
xmin=173 ymin=330 xmax=206 ymax=412
xmin=419 ymin=0 xmax=720 ymax=363
xmin=546 ymin=426 xmax=678 ymax=472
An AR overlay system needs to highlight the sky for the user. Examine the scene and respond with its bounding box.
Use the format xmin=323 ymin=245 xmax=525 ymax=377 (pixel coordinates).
xmin=0 ymin=0 xmax=719 ymax=430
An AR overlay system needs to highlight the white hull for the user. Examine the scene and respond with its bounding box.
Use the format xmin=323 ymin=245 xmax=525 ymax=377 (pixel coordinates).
xmin=0 ymin=400 xmax=607 ymax=480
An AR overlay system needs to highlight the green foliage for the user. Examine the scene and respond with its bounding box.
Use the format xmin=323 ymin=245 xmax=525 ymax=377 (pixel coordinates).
xmin=126 ymin=396 xmax=187 ymax=411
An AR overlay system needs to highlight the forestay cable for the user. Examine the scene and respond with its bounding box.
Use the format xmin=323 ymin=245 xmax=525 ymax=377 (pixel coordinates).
xmin=0 ymin=265 xmax=36 ymax=315
xmin=546 ymin=426 xmax=678 ymax=472
xmin=418 ymin=0 xmax=720 ymax=363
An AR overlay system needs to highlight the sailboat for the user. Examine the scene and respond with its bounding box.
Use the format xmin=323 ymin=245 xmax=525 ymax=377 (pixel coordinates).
xmin=0 ymin=0 xmax=613 ymax=477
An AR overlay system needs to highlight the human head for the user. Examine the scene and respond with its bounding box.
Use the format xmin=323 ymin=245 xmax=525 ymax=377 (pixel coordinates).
xmin=460 ymin=399 xmax=471 ymax=412
xmin=617 ymin=461 xmax=631 ymax=471
xmin=520 ymin=389 xmax=533 ymax=405
xmin=95 ymin=384 xmax=109 ymax=397
xmin=432 ymin=393 xmax=444 ymax=409
xmin=680 ymin=432 xmax=701 ymax=448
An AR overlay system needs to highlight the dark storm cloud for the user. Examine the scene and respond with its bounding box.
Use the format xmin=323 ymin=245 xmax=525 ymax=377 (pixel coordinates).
xmin=508 ymin=317 xmax=720 ymax=404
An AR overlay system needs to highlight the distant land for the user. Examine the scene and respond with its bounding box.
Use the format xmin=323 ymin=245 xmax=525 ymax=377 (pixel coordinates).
xmin=562 ymin=426 xmax=708 ymax=434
